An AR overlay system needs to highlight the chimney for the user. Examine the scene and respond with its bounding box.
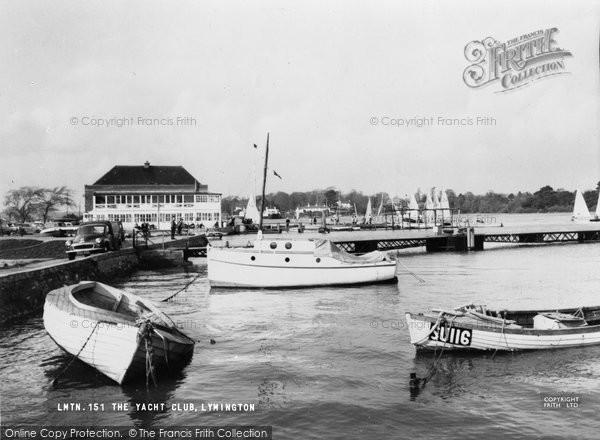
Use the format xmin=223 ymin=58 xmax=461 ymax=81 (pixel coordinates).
xmin=144 ymin=161 xmax=150 ymax=169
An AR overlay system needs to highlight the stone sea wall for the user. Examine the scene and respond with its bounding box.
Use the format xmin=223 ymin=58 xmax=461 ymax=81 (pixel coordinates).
xmin=0 ymin=249 xmax=139 ymax=322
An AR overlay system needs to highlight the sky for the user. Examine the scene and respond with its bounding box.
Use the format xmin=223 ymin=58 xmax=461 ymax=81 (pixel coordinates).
xmin=1 ymin=0 xmax=599 ymax=210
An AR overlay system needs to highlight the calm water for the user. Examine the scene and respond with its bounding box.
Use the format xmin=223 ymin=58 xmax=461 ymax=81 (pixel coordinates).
xmin=2 ymin=213 xmax=600 ymax=439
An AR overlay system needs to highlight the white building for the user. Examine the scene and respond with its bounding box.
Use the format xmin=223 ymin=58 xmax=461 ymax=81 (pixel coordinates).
xmin=83 ymin=161 xmax=221 ymax=231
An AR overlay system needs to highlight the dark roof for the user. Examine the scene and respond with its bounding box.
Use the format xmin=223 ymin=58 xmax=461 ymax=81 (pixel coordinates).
xmin=93 ymin=165 xmax=200 ymax=186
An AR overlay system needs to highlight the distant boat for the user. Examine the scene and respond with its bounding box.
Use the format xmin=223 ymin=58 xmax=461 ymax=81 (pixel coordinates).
xmin=406 ymin=303 xmax=600 ymax=351
xmin=243 ymin=194 xmax=261 ymax=224
xmin=440 ymin=188 xmax=450 ymax=220
xmin=591 ymin=191 xmax=600 ymax=222
xmin=403 ymin=193 xmax=420 ymax=224
xmin=571 ymin=189 xmax=591 ymax=222
xmin=44 ymin=281 xmax=195 ymax=384
xmin=364 ymin=197 xmax=372 ymax=222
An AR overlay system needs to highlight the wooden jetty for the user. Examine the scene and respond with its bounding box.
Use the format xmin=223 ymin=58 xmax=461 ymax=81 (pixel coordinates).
xmin=156 ymin=226 xmax=600 ymax=257
xmin=334 ymin=227 xmax=600 ymax=254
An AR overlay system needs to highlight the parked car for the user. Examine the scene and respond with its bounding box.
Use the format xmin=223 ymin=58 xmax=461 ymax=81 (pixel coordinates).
xmin=65 ymin=221 xmax=122 ymax=260
xmin=19 ymin=223 xmax=39 ymax=234
xmin=5 ymin=223 xmax=36 ymax=235
xmin=33 ymin=221 xmax=46 ymax=232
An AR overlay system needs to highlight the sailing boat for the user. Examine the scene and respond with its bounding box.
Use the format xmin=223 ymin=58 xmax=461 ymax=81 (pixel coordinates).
xmin=591 ymin=191 xmax=600 ymax=222
xmin=403 ymin=192 xmax=420 ymax=224
xmin=244 ymin=193 xmax=260 ymax=224
xmin=206 ymin=134 xmax=397 ymax=288
xmin=376 ymin=194 xmax=384 ymax=222
xmin=364 ymin=197 xmax=372 ymax=224
xmin=440 ymin=188 xmax=451 ymax=225
xmin=572 ymin=189 xmax=591 ymax=222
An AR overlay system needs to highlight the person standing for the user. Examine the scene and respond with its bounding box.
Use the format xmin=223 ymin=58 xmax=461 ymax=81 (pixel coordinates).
xmin=177 ymin=217 xmax=184 ymax=235
xmin=170 ymin=216 xmax=177 ymax=239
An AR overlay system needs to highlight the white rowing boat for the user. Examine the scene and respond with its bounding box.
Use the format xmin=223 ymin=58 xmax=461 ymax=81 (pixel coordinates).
xmin=207 ymin=237 xmax=397 ymax=288
xmin=43 ymin=281 xmax=195 ymax=384
xmin=406 ymin=304 xmax=600 ymax=351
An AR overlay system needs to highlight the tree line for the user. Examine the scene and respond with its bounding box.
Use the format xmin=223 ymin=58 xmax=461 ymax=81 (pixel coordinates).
xmin=222 ymin=184 xmax=600 ymax=216
xmin=2 ymin=186 xmax=75 ymax=223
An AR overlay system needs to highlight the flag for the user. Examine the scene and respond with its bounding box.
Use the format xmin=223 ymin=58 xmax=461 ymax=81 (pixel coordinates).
xmin=253 ymin=143 xmax=258 ymax=149
xmin=273 ymin=170 xmax=282 ymax=179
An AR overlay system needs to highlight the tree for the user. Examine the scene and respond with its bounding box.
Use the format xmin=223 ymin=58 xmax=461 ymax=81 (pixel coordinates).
xmin=36 ymin=186 xmax=76 ymax=223
xmin=3 ymin=187 xmax=44 ymax=222
xmin=324 ymin=188 xmax=338 ymax=207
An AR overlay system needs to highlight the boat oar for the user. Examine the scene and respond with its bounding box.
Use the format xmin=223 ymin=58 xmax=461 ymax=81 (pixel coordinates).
xmin=161 ymin=273 xmax=201 ymax=302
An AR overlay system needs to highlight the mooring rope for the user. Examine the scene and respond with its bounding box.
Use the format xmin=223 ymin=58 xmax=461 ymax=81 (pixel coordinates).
xmin=161 ymin=273 xmax=201 ymax=302
xmin=396 ymin=258 xmax=426 ymax=283
xmin=491 ymin=315 xmax=507 ymax=359
xmin=51 ymin=324 xmax=99 ymax=387
xmin=137 ymin=319 xmax=157 ymax=387
xmin=410 ymin=313 xmax=456 ymax=392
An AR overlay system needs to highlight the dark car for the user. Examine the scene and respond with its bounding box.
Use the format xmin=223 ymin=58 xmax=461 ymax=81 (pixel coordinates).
xmin=65 ymin=221 xmax=122 ymax=260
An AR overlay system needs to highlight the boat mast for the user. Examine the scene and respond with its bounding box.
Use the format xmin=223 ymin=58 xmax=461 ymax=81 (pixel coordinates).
xmin=258 ymin=133 xmax=270 ymax=232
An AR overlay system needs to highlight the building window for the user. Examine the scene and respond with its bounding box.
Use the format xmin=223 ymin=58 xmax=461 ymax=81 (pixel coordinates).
xmin=107 ymin=195 xmax=115 ymax=204
xmin=196 ymin=195 xmax=208 ymax=203
xmin=133 ymin=195 xmax=140 ymax=203
xmin=184 ymin=194 xmax=194 ymax=203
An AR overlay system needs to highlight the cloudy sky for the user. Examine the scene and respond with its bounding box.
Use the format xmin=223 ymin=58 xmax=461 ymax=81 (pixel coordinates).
xmin=1 ymin=0 xmax=598 ymax=208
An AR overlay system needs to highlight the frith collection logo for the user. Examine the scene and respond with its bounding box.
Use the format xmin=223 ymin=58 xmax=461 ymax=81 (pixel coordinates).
xmin=463 ymin=27 xmax=572 ymax=92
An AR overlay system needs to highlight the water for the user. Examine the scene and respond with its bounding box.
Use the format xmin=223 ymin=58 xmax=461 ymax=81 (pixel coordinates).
xmin=2 ymin=213 xmax=600 ymax=438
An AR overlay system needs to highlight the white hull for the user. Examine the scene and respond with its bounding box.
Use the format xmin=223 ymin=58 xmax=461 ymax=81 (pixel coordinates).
xmin=43 ymin=282 xmax=194 ymax=384
xmin=571 ymin=189 xmax=591 ymax=222
xmin=406 ymin=310 xmax=600 ymax=351
xmin=207 ymin=239 xmax=397 ymax=288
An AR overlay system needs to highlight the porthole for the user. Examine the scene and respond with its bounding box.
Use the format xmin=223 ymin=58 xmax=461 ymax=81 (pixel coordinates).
xmin=251 ymin=256 xmax=256 ymax=261
xmin=285 ymin=242 xmax=292 ymax=249
xmin=316 ymin=258 xmax=321 ymax=263
xmin=285 ymin=257 xmax=290 ymax=263
xmin=270 ymin=242 xmax=277 ymax=249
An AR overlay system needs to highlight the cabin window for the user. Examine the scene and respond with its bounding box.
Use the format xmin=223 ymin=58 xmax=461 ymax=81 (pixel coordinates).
xmin=270 ymin=242 xmax=277 ymax=249
xmin=251 ymin=256 xmax=256 ymax=261
xmin=285 ymin=257 xmax=290 ymax=263
xmin=316 ymin=258 xmax=321 ymax=263
xmin=285 ymin=242 xmax=292 ymax=249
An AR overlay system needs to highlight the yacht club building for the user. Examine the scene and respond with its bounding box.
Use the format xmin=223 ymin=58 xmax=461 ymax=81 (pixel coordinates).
xmin=83 ymin=161 xmax=221 ymax=230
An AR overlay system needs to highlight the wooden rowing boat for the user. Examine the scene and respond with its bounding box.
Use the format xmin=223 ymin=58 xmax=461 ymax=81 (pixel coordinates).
xmin=406 ymin=304 xmax=600 ymax=351
xmin=43 ymin=281 xmax=195 ymax=384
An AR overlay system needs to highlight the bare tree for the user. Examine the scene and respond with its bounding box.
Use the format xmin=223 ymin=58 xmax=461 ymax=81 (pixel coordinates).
xmin=3 ymin=187 xmax=44 ymax=222
xmin=36 ymin=186 xmax=76 ymax=223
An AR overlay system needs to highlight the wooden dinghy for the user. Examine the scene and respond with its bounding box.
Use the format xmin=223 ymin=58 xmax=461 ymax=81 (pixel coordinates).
xmin=43 ymin=281 xmax=195 ymax=384
xmin=406 ymin=304 xmax=600 ymax=351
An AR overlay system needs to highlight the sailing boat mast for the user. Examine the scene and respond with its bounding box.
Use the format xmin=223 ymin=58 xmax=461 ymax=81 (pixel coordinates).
xmin=258 ymin=133 xmax=270 ymax=232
